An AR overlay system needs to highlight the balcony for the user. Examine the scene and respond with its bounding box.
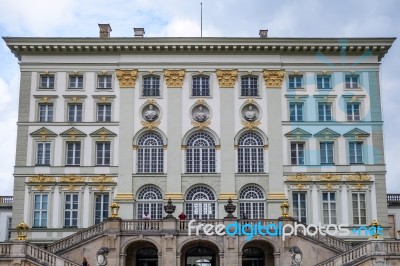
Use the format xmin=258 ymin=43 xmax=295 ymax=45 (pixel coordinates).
xmin=387 ymin=194 xmax=400 ymax=206
xmin=0 ymin=196 xmax=13 ymax=205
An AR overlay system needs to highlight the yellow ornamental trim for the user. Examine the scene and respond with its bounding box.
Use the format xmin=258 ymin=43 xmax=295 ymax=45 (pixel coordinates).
xmin=141 ymin=120 xmax=161 ymax=130
xmin=164 ymin=69 xmax=185 ymax=88
xmin=28 ymin=174 xmax=56 ymax=183
xmin=116 ymin=69 xmax=138 ymax=88
xmin=59 ymin=175 xmax=86 ymax=183
xmin=91 ymin=174 xmax=113 ymax=183
xmin=316 ymin=173 xmax=342 ymax=182
xmin=216 ymin=69 xmax=238 ymax=88
xmin=347 ymin=172 xmax=371 ymax=182
xmin=241 ymin=120 xmax=261 ymax=130
xmin=263 ymin=69 xmax=285 ymax=88
xmin=286 ymin=173 xmax=312 ymax=182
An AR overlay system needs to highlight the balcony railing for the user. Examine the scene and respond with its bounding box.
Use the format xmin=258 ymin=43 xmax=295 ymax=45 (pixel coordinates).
xmin=0 ymin=196 xmax=13 ymax=205
xmin=387 ymin=194 xmax=400 ymax=206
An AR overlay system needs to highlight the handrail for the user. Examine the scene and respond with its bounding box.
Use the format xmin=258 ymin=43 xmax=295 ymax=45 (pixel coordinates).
xmin=48 ymin=221 xmax=105 ymax=254
xmin=27 ymin=244 xmax=80 ymax=266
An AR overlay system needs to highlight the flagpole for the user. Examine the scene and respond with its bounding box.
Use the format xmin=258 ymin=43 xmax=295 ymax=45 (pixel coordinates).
xmin=201 ymin=2 xmax=203 ymax=37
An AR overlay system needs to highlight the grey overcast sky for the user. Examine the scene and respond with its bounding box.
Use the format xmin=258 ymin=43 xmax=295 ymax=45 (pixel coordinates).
xmin=0 ymin=0 xmax=399 ymax=195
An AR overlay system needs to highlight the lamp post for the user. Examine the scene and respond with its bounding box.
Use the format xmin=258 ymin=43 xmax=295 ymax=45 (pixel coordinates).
xmin=369 ymin=219 xmax=382 ymax=239
xmin=280 ymin=201 xmax=290 ymax=218
xmin=16 ymin=221 xmax=29 ymax=241
xmin=109 ymin=202 xmax=120 ymax=218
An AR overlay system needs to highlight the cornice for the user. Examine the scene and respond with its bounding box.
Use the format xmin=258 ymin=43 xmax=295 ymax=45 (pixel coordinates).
xmin=3 ymin=37 xmax=395 ymax=61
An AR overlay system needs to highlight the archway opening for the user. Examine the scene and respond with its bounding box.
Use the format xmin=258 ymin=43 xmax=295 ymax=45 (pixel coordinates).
xmin=125 ymin=241 xmax=159 ymax=266
xmin=181 ymin=240 xmax=220 ymax=266
xmin=242 ymin=241 xmax=275 ymax=266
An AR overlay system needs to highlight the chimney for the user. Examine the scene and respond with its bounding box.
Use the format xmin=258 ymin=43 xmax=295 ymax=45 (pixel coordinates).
xmin=98 ymin=24 xmax=112 ymax=38
xmin=259 ymin=29 xmax=268 ymax=38
xmin=134 ymin=28 xmax=145 ymax=38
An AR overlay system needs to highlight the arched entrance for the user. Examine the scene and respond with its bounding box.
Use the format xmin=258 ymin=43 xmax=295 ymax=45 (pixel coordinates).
xmin=242 ymin=241 xmax=275 ymax=266
xmin=181 ymin=240 xmax=220 ymax=266
xmin=125 ymin=241 xmax=159 ymax=266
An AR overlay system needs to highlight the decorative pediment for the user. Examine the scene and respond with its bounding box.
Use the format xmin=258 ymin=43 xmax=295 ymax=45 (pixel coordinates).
xmin=216 ymin=69 xmax=238 ymax=88
xmin=30 ymin=127 xmax=57 ymax=139
xmin=284 ymin=128 xmax=312 ymax=138
xmin=89 ymin=127 xmax=117 ymax=138
xmin=60 ymin=127 xmax=87 ymax=139
xmin=314 ymin=128 xmax=341 ymax=139
xmin=164 ymin=69 xmax=185 ymax=88
xmin=343 ymin=128 xmax=370 ymax=138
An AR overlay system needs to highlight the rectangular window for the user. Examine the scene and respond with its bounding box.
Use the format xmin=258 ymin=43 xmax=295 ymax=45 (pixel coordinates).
xmin=289 ymin=103 xmax=303 ymax=122
xmin=192 ymin=76 xmax=210 ymax=96
xmin=352 ymin=193 xmax=366 ymax=225
xmin=292 ymin=192 xmax=307 ymax=223
xmin=322 ymin=192 xmax=337 ymax=224
xmin=97 ymin=75 xmax=112 ymax=89
xmin=241 ymin=76 xmax=258 ymax=96
xmin=97 ymin=104 xmax=111 ymax=122
xmin=317 ymin=75 xmax=331 ymax=90
xmin=39 ymin=103 xmax=53 ymax=122
xmin=288 ymin=75 xmax=303 ymax=89
xmin=143 ymin=76 xmax=160 ymax=96
xmin=36 ymin=142 xmax=51 ymax=166
xmin=66 ymin=142 xmax=81 ymax=166
xmin=96 ymin=142 xmax=111 ymax=166
xmin=40 ymin=75 xmax=54 ymax=89
xmin=291 ymin=142 xmax=305 ymax=165
xmin=95 ymin=194 xmax=109 ymax=224
xmin=320 ymin=142 xmax=334 ymax=164
xmin=349 ymin=141 xmax=363 ymax=164
xmin=345 ymin=75 xmax=359 ymax=89
xmin=68 ymin=75 xmax=83 ymax=89
xmin=64 ymin=194 xmax=78 ymax=227
xmin=67 ymin=103 xmax=82 ymax=122
xmin=318 ymin=102 xmax=332 ymax=121
xmin=33 ymin=194 xmax=48 ymax=227
xmin=347 ymin=102 xmax=361 ymax=121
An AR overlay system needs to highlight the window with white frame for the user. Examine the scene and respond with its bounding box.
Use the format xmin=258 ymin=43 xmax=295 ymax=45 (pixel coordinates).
xmin=137 ymin=132 xmax=164 ymax=173
xmin=97 ymin=103 xmax=111 ymax=122
xmin=291 ymin=142 xmax=305 ymax=165
xmin=318 ymin=102 xmax=332 ymax=121
xmin=352 ymin=192 xmax=366 ymax=225
xmin=292 ymin=192 xmax=307 ymax=223
xmin=68 ymin=75 xmax=83 ymax=89
xmin=345 ymin=75 xmax=359 ymax=89
xmin=289 ymin=103 xmax=303 ymax=121
xmin=40 ymin=75 xmax=55 ymax=89
xmin=186 ymin=132 xmax=216 ymax=173
xmin=347 ymin=102 xmax=361 ymax=121
xmin=317 ymin=75 xmax=331 ymax=90
xmin=36 ymin=142 xmax=51 ymax=166
xmin=38 ymin=103 xmax=53 ymax=122
xmin=239 ymin=185 xmax=265 ymax=219
xmin=192 ymin=76 xmax=210 ymax=96
xmin=238 ymin=132 xmax=264 ymax=173
xmin=288 ymin=75 xmax=303 ymax=89
xmin=142 ymin=76 xmax=160 ymax=96
xmin=349 ymin=141 xmax=363 ymax=164
xmin=136 ymin=186 xmax=163 ymax=220
xmin=97 ymin=75 xmax=112 ymax=89
xmin=94 ymin=193 xmax=109 ymax=224
xmin=67 ymin=103 xmax=82 ymax=122
xmin=241 ymin=76 xmax=258 ymax=96
xmin=320 ymin=142 xmax=334 ymax=164
xmin=185 ymin=186 xmax=216 ymax=220
xmin=96 ymin=141 xmax=111 ymax=166
xmin=64 ymin=193 xmax=78 ymax=227
xmin=33 ymin=193 xmax=48 ymax=227
xmin=322 ymin=192 xmax=337 ymax=224
xmin=66 ymin=142 xmax=81 ymax=166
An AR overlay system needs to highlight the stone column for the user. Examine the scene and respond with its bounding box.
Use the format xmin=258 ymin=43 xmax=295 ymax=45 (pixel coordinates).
xmin=263 ymin=70 xmax=287 ymax=218
xmin=217 ymin=70 xmax=238 ymax=217
xmin=114 ymin=70 xmax=137 ymax=218
xmin=164 ymin=70 xmax=185 ymax=209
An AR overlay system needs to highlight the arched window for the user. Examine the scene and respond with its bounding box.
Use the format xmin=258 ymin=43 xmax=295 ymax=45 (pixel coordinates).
xmin=185 ymin=186 xmax=216 ymax=220
xmin=137 ymin=186 xmax=163 ymax=220
xmin=239 ymin=185 xmax=265 ymax=219
xmin=238 ymin=132 xmax=264 ymax=173
xmin=186 ymin=132 xmax=216 ymax=173
xmin=138 ymin=132 xmax=164 ymax=173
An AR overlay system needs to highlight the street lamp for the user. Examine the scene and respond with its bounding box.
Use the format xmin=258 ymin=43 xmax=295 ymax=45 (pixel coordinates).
xmin=369 ymin=219 xmax=382 ymax=239
xmin=110 ymin=202 xmax=120 ymax=218
xmin=16 ymin=221 xmax=29 ymax=241
xmin=280 ymin=202 xmax=290 ymax=218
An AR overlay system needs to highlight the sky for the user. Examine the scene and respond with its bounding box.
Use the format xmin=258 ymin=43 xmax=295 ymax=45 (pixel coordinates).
xmin=0 ymin=0 xmax=399 ymax=195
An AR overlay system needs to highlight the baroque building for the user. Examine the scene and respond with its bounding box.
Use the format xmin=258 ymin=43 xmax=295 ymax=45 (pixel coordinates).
xmin=1 ymin=25 xmax=398 ymax=265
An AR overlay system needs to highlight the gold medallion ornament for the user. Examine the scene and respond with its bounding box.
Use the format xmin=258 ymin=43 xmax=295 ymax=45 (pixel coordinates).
xmin=115 ymin=69 xmax=138 ymax=88
xmin=263 ymin=69 xmax=285 ymax=88
xmin=164 ymin=69 xmax=185 ymax=87
xmin=216 ymin=69 xmax=238 ymax=87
